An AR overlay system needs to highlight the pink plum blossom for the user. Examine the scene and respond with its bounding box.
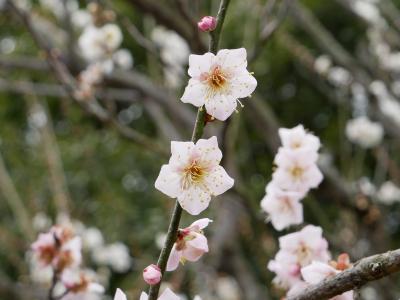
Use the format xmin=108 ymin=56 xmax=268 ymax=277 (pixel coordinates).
xmin=181 ymin=48 xmax=257 ymax=121
xmin=140 ymin=288 xmax=181 ymax=300
xmin=273 ymin=148 xmax=323 ymax=193
xmin=143 ymin=264 xmax=162 ymax=285
xmin=197 ymin=16 xmax=217 ymax=32
xmin=155 ymin=136 xmax=234 ymax=215
xmin=278 ymin=125 xmax=321 ymax=152
xmin=61 ymin=268 xmax=104 ymax=295
xmin=31 ymin=226 xmax=82 ymax=272
xmin=166 ymin=218 xmax=212 ymax=271
xmin=261 ymin=184 xmax=304 ymax=231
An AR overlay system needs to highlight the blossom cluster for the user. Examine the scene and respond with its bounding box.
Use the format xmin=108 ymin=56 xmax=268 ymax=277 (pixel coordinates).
xmin=260 ymin=125 xmax=323 ymax=230
xmin=29 ymin=213 xmax=132 ymax=299
xmin=268 ymin=225 xmax=353 ymax=300
xmin=31 ymin=225 xmax=104 ymax=299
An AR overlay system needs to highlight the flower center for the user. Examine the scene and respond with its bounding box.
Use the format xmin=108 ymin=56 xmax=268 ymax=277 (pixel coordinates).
xmin=290 ymin=166 xmax=304 ymax=179
xmin=296 ymin=243 xmax=312 ymax=266
xmin=181 ymin=161 xmax=206 ymax=190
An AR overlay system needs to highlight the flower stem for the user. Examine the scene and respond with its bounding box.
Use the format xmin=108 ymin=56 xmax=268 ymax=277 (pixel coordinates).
xmin=147 ymin=1 xmax=231 ymax=299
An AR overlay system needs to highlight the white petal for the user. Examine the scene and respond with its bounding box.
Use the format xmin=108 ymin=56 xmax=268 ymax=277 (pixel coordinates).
xmin=301 ymin=261 xmax=338 ymax=284
xmin=195 ymin=136 xmax=222 ymax=167
xmin=170 ymin=141 xmax=194 ymax=167
xmin=159 ymin=288 xmax=181 ymax=300
xmin=229 ymin=72 xmax=257 ymax=99
xmin=181 ymin=79 xmax=206 ymax=107
xmin=155 ymin=165 xmax=181 ymax=198
xmin=205 ymin=93 xmax=237 ymax=121
xmin=217 ymin=48 xmax=248 ymax=72
xmin=188 ymin=52 xmax=215 ymax=78
xmin=204 ymin=166 xmax=234 ymax=196
xmin=178 ymin=185 xmax=211 ymax=215
xmin=114 ymin=289 xmax=127 ymax=300
xmin=139 ymin=292 xmax=149 ymax=300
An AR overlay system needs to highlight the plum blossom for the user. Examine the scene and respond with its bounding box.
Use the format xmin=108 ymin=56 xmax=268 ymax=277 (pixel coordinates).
xmin=155 ymin=136 xmax=234 ymax=215
xmin=268 ymin=225 xmax=330 ymax=289
xmin=198 ymin=16 xmax=217 ymax=32
xmin=61 ymin=269 xmax=104 ymax=295
xmin=260 ymin=184 xmax=304 ymax=231
xmin=300 ymin=261 xmax=353 ymax=300
xmin=181 ymin=48 xmax=257 ymax=121
xmin=166 ymin=218 xmax=212 ymax=271
xmin=345 ymin=116 xmax=383 ymax=148
xmin=377 ymin=181 xmax=400 ymax=205
xmin=140 ymin=289 xmax=181 ymax=300
xmin=278 ymin=125 xmax=321 ymax=153
xmin=273 ymin=148 xmax=323 ymax=193
xmin=260 ymin=125 xmax=323 ymax=231
xmin=31 ymin=225 xmax=82 ymax=272
xmin=143 ymin=264 xmax=162 ymax=285
xmin=114 ymin=289 xmax=127 ymax=300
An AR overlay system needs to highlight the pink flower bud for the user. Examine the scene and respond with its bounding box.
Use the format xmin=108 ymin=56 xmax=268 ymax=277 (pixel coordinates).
xmin=197 ymin=16 xmax=217 ymax=32
xmin=143 ymin=264 xmax=162 ymax=285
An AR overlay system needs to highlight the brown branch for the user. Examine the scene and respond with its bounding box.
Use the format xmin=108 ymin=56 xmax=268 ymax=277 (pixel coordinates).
xmin=288 ymin=248 xmax=400 ymax=300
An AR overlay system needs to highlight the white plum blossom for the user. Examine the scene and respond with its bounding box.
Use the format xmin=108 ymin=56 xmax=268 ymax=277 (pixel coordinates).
xmin=327 ymin=67 xmax=352 ymax=87
xmin=113 ymin=49 xmax=134 ymax=70
xmin=181 ymin=48 xmax=257 ymax=121
xmin=71 ymin=9 xmax=92 ymax=29
xmin=314 ymin=55 xmax=332 ymax=74
xmin=273 ymin=148 xmax=323 ymax=193
xmin=278 ymin=125 xmax=321 ymax=152
xmin=377 ymin=181 xmax=400 ymax=205
xmin=167 ymin=218 xmax=212 ymax=271
xmin=78 ymin=24 xmax=122 ymax=62
xmin=261 ymin=125 xmax=323 ymax=231
xmin=82 ymin=227 xmax=104 ymax=251
xmin=301 ymin=261 xmax=354 ymax=300
xmin=260 ymin=184 xmax=304 ymax=231
xmin=268 ymin=225 xmax=330 ymax=290
xmin=155 ymin=136 xmax=234 ymax=215
xmin=140 ymin=288 xmax=181 ymax=300
xmin=345 ymin=117 xmax=383 ymax=148
xmin=92 ymin=242 xmax=132 ymax=272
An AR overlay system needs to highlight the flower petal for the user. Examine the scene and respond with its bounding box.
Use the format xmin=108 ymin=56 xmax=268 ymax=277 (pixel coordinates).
xmin=159 ymin=288 xmax=181 ymax=300
xmin=217 ymin=48 xmax=248 ymax=72
xmin=189 ymin=218 xmax=213 ymax=231
xmin=177 ymin=185 xmax=211 ymax=215
xmin=204 ymin=165 xmax=234 ymax=196
xmin=139 ymin=292 xmax=149 ymax=300
xmin=114 ymin=289 xmax=127 ymax=300
xmin=229 ymin=72 xmax=257 ymax=99
xmin=205 ymin=93 xmax=237 ymax=121
xmin=188 ymin=52 xmax=215 ymax=78
xmin=170 ymin=141 xmax=195 ymax=167
xmin=166 ymin=245 xmax=182 ymax=272
xmin=181 ymin=79 xmax=207 ymax=107
xmin=195 ymin=136 xmax=222 ymax=167
xmin=155 ymin=165 xmax=181 ymax=198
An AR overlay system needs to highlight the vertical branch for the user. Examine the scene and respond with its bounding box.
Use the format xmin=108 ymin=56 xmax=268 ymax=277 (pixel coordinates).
xmin=27 ymin=97 xmax=71 ymax=214
xmin=0 ymin=152 xmax=34 ymax=240
xmin=147 ymin=1 xmax=232 ymax=299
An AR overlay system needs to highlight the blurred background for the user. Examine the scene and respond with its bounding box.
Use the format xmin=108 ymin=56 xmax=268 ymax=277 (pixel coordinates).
xmin=1 ymin=0 xmax=400 ymax=299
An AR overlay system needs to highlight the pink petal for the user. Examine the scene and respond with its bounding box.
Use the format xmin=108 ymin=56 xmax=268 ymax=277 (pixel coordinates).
xmin=166 ymin=245 xmax=182 ymax=272
xmin=301 ymin=261 xmax=339 ymax=284
xmin=159 ymin=288 xmax=181 ymax=300
xmin=139 ymin=292 xmax=148 ymax=300
xmin=189 ymin=218 xmax=213 ymax=231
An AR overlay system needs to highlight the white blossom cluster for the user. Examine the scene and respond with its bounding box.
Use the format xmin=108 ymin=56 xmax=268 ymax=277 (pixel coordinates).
xmin=151 ymin=27 xmax=190 ymax=88
xmin=260 ymin=125 xmax=323 ymax=230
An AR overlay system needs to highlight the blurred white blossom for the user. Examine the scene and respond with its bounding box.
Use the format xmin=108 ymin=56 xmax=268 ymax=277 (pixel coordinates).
xmin=345 ymin=117 xmax=383 ymax=148
xmin=377 ymin=181 xmax=400 ymax=205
